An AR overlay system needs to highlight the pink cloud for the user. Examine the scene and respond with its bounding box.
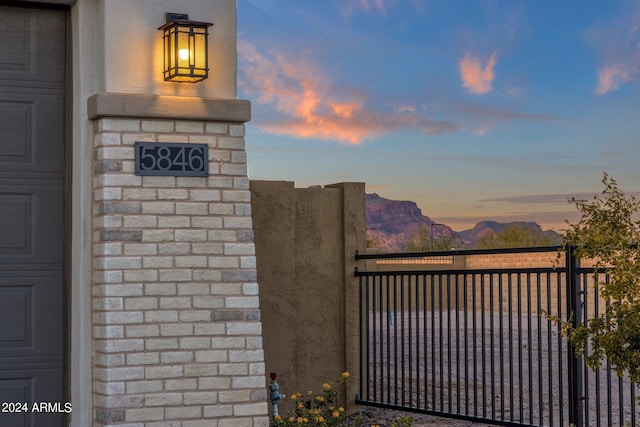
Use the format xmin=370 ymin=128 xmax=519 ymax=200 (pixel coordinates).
xmin=238 ymin=40 xmax=459 ymax=144
xmin=459 ymin=51 xmax=497 ymax=94
xmin=595 ymin=64 xmax=631 ymax=95
xmin=329 ymin=102 xmax=361 ymax=119
xmin=588 ymin=5 xmax=640 ymax=94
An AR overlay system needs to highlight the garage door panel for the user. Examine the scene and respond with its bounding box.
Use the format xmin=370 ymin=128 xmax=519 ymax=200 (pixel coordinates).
xmin=0 ymin=7 xmax=65 ymax=84
xmin=0 ymin=92 xmax=64 ymax=174
xmin=0 ymin=8 xmax=32 ymax=73
xmin=0 ymin=185 xmax=62 ymax=265
xmin=0 ymin=276 xmax=63 ymax=357
xmin=0 ymin=100 xmax=31 ymax=159
xmin=0 ymin=370 xmax=64 ymax=427
xmin=0 ymin=285 xmax=33 ymax=346
xmin=0 ymin=193 xmax=31 ymax=253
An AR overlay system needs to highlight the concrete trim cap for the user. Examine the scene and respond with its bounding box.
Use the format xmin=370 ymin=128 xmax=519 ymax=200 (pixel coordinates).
xmin=87 ymin=92 xmax=251 ymax=123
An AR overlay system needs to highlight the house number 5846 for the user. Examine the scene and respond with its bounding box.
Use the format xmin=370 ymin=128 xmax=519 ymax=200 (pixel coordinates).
xmin=134 ymin=142 xmax=209 ymax=177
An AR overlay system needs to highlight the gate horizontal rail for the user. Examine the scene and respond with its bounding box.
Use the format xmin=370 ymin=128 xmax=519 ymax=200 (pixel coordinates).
xmin=354 ymin=246 xmax=639 ymax=427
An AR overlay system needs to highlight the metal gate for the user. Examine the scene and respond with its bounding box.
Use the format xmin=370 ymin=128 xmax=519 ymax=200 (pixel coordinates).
xmin=355 ymin=246 xmax=640 ymax=427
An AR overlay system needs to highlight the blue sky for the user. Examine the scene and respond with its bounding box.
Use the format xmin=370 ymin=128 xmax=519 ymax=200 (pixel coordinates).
xmin=236 ymin=0 xmax=640 ymax=231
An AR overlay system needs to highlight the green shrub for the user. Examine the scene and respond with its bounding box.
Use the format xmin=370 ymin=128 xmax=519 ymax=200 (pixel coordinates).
xmin=555 ymin=173 xmax=640 ymax=386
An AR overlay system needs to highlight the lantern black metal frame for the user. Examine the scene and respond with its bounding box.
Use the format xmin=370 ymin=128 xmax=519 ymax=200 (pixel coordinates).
xmin=158 ymin=12 xmax=213 ymax=83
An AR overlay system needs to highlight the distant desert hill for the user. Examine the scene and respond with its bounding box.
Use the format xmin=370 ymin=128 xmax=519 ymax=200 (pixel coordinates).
xmin=365 ymin=193 xmax=561 ymax=252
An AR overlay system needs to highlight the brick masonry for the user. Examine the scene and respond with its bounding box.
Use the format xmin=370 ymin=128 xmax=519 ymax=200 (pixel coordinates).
xmin=92 ymin=118 xmax=269 ymax=426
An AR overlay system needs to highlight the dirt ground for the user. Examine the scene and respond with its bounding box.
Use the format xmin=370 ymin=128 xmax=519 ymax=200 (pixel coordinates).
xmin=346 ymin=407 xmax=495 ymax=427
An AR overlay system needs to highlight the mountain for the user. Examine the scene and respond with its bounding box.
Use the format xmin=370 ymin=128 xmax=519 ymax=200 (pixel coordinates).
xmin=457 ymin=220 xmax=562 ymax=247
xmin=365 ymin=193 xmax=561 ymax=252
xmin=365 ymin=193 xmax=455 ymax=252
xmin=366 ymin=193 xmax=451 ymax=235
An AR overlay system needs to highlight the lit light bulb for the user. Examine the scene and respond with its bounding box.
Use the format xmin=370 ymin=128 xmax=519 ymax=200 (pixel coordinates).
xmin=179 ymin=48 xmax=189 ymax=61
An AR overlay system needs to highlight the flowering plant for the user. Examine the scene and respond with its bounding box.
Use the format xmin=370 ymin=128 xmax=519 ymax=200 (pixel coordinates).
xmin=270 ymin=372 xmax=350 ymax=427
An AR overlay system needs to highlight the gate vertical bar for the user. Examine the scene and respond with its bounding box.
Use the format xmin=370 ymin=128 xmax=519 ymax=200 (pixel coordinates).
xmin=566 ymin=245 xmax=584 ymax=427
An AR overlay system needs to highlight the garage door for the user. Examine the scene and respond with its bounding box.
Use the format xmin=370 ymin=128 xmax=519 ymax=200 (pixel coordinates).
xmin=0 ymin=5 xmax=66 ymax=426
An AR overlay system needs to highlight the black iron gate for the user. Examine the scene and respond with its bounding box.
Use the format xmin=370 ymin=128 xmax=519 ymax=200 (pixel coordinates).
xmin=354 ymin=246 xmax=640 ymax=427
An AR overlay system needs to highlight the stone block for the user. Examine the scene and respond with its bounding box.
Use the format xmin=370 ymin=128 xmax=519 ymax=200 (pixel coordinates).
xmin=227 ymin=324 xmax=263 ymax=338
xmin=229 ymin=350 xmax=264 ymax=362
xmin=158 ymin=243 xmax=191 ymax=255
xmin=176 ymin=202 xmax=208 ymax=215
xmin=158 ymin=189 xmax=189 ymax=200
xmin=195 ymin=350 xmax=228 ymax=363
xmin=126 ymin=352 xmax=161 ymax=365
xmin=165 ymin=378 xmax=197 ymax=391
xmin=127 ymin=380 xmax=163 ymax=394
xmin=205 ymin=123 xmax=228 ymax=134
xmin=203 ymin=404 xmax=233 ymax=418
xmin=123 ymin=188 xmax=157 ymax=200
xmin=94 ymin=133 xmax=121 ymax=147
xmin=126 ymin=324 xmax=160 ymax=338
xmin=220 ymin=163 xmax=247 ymax=176
xmin=145 ymin=365 xmax=184 ymax=379
xmin=178 ymin=310 xmax=212 ymax=323
xmin=142 ymin=202 xmax=175 ymax=214
xmin=176 ymin=121 xmax=204 ymax=133
xmin=141 ymin=120 xmax=174 ymax=132
xmin=179 ymin=337 xmax=212 ymax=350
xmin=233 ymin=402 xmax=268 ymax=416
xmin=165 ymin=406 xmax=203 ymax=419
xmin=159 ymin=296 xmax=192 ymax=309
xmin=145 ymin=338 xmax=179 ymax=351
xmin=225 ymin=296 xmax=260 ymax=309
xmin=123 ymin=215 xmax=158 ymax=228
xmin=221 ymin=270 xmax=257 ymax=282
xmin=100 ymin=118 xmax=140 ymax=132
xmin=145 ymin=310 xmax=179 ymax=323
xmin=125 ymin=407 xmax=164 ymax=422
xmin=160 ymin=324 xmax=194 ymax=336
xmin=198 ymin=376 xmax=232 ymax=389
xmin=218 ymin=136 xmax=245 ymax=150
xmin=183 ymin=391 xmax=218 ymax=405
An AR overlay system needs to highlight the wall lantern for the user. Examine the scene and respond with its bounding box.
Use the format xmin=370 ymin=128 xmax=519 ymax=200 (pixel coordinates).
xmin=158 ymin=13 xmax=213 ymax=83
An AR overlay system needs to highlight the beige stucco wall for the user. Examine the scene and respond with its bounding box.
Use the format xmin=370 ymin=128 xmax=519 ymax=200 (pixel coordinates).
xmin=97 ymin=0 xmax=237 ymax=97
xmin=250 ymin=181 xmax=366 ymax=416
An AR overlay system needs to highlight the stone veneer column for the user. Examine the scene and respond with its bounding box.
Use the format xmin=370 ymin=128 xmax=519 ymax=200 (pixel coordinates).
xmin=88 ymin=94 xmax=269 ymax=427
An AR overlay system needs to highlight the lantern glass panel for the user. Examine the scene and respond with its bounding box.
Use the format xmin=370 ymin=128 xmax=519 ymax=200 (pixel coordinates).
xmin=159 ymin=14 xmax=212 ymax=83
xmin=177 ymin=27 xmax=191 ymax=76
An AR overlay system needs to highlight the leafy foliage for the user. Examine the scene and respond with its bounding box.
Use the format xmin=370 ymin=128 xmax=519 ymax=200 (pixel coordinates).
xmin=403 ymin=224 xmax=463 ymax=252
xmin=560 ymin=173 xmax=640 ymax=385
xmin=476 ymin=223 xmax=561 ymax=249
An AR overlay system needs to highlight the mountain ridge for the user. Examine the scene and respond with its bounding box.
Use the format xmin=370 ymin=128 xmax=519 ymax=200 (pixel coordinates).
xmin=366 ymin=193 xmax=561 ymax=252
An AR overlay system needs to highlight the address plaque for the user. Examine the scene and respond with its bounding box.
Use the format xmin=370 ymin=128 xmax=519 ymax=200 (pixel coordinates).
xmin=134 ymin=142 xmax=209 ymax=177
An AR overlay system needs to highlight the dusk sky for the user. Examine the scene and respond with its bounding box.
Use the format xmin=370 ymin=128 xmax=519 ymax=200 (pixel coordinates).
xmin=236 ymin=0 xmax=640 ymax=231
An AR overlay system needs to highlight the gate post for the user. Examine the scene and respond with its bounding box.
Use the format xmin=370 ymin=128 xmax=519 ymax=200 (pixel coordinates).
xmin=566 ymin=245 xmax=584 ymax=427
